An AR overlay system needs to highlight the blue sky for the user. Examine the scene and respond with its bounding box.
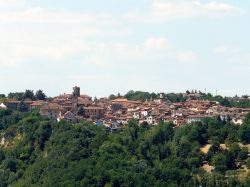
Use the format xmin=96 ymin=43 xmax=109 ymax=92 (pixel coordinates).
xmin=0 ymin=0 xmax=249 ymax=97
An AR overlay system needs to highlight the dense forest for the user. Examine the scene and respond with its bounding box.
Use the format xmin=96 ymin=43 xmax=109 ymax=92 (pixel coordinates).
xmin=1 ymin=109 xmax=250 ymax=186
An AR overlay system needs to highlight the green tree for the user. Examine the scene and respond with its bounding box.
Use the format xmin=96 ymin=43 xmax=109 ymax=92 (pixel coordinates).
xmin=3 ymin=159 xmax=17 ymax=172
xmin=78 ymin=106 xmax=85 ymax=116
xmin=246 ymin=159 xmax=250 ymax=169
xmin=238 ymin=147 xmax=248 ymax=161
xmin=0 ymin=148 xmax=5 ymax=162
xmin=35 ymin=90 xmax=47 ymax=100
xmin=220 ymin=98 xmax=231 ymax=107
xmin=8 ymin=92 xmax=24 ymax=100
xmin=0 ymin=94 xmax=6 ymax=98
xmin=18 ymin=101 xmax=29 ymax=112
xmin=243 ymin=113 xmax=250 ymax=125
xmin=228 ymin=143 xmax=241 ymax=159
xmin=212 ymin=153 xmax=228 ymax=173
xmin=108 ymin=94 xmax=116 ymax=100
xmin=36 ymin=122 xmax=52 ymax=150
xmin=128 ymin=119 xmax=139 ymax=142
xmin=23 ymin=90 xmax=35 ymax=100
xmin=152 ymin=123 xmax=174 ymax=144
xmin=239 ymin=123 xmax=250 ymax=144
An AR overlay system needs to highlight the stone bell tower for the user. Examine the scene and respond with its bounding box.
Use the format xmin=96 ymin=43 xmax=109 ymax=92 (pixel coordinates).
xmin=73 ymin=86 xmax=80 ymax=98
xmin=72 ymin=86 xmax=80 ymax=113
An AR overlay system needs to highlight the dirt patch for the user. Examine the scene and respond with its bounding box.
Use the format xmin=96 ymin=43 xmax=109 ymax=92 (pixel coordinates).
xmin=220 ymin=144 xmax=228 ymax=150
xmin=202 ymin=164 xmax=214 ymax=173
xmin=201 ymin=143 xmax=239 ymax=154
xmin=239 ymin=143 xmax=250 ymax=153
xmin=0 ymin=133 xmax=23 ymax=148
xmin=201 ymin=144 xmax=212 ymax=154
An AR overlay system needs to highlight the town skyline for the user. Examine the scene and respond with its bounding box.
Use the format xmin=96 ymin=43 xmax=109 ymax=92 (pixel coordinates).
xmin=2 ymin=86 xmax=250 ymax=128
xmin=1 ymin=86 xmax=250 ymax=98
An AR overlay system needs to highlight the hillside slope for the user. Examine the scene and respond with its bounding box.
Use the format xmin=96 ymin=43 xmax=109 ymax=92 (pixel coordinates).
xmin=1 ymin=109 xmax=250 ymax=186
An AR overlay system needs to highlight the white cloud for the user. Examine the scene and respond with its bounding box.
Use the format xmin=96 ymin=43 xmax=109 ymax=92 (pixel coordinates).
xmin=125 ymin=0 xmax=244 ymax=23
xmin=144 ymin=37 xmax=170 ymax=50
xmin=214 ymin=45 xmax=250 ymax=65
xmin=0 ymin=1 xmax=241 ymax=67
xmin=204 ymin=2 xmax=241 ymax=13
xmin=0 ymin=2 xmax=130 ymax=66
xmin=177 ymin=51 xmax=198 ymax=62
xmin=0 ymin=9 xmax=110 ymax=25
xmin=214 ymin=45 xmax=242 ymax=54
xmin=0 ymin=0 xmax=26 ymax=10
xmin=82 ymin=37 xmax=198 ymax=66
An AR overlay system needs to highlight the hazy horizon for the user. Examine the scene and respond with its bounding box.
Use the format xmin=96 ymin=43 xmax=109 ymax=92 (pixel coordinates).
xmin=1 ymin=87 xmax=249 ymax=99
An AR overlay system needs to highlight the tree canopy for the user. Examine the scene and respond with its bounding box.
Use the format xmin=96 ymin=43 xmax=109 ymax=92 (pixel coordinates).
xmin=0 ymin=109 xmax=250 ymax=186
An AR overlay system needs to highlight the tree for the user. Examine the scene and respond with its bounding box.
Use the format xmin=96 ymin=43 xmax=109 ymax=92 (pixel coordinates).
xmin=128 ymin=119 xmax=139 ymax=142
xmin=246 ymin=159 xmax=250 ymax=169
xmin=176 ymin=137 xmax=192 ymax=157
xmin=238 ymin=148 xmax=248 ymax=161
xmin=239 ymin=123 xmax=250 ymax=144
xmin=124 ymin=90 xmax=156 ymax=101
xmin=242 ymin=95 xmax=249 ymax=99
xmin=108 ymin=94 xmax=116 ymax=100
xmin=166 ymin=93 xmax=186 ymax=102
xmin=243 ymin=113 xmax=250 ymax=125
xmin=8 ymin=92 xmax=24 ymax=100
xmin=78 ymin=106 xmax=85 ymax=116
xmin=220 ymin=98 xmax=231 ymax=107
xmin=152 ymin=123 xmax=174 ymax=144
xmin=18 ymin=101 xmax=29 ymax=112
xmin=23 ymin=90 xmax=35 ymax=100
xmin=36 ymin=122 xmax=52 ymax=150
xmin=0 ymin=94 xmax=6 ymax=98
xmin=212 ymin=153 xmax=228 ymax=173
xmin=228 ymin=143 xmax=241 ymax=159
xmin=3 ymin=159 xmax=17 ymax=172
xmin=0 ymin=148 xmax=5 ymax=161
xmin=35 ymin=90 xmax=47 ymax=100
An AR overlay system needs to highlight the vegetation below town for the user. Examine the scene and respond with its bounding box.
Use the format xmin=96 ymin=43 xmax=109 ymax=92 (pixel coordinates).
xmin=1 ymin=109 xmax=250 ymax=186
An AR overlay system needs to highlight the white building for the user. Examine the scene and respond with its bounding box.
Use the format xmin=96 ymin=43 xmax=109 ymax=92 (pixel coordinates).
xmin=0 ymin=103 xmax=7 ymax=109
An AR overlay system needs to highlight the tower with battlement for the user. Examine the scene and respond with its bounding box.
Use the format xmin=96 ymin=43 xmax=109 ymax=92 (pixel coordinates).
xmin=72 ymin=86 xmax=80 ymax=113
xmin=72 ymin=86 xmax=80 ymax=98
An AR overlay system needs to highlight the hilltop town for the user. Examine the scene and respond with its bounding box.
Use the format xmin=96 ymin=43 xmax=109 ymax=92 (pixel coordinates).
xmin=1 ymin=87 xmax=250 ymax=130
xmin=1 ymin=87 xmax=250 ymax=186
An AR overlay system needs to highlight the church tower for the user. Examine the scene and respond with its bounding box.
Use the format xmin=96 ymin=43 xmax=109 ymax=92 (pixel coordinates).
xmin=73 ymin=86 xmax=80 ymax=98
xmin=72 ymin=86 xmax=80 ymax=113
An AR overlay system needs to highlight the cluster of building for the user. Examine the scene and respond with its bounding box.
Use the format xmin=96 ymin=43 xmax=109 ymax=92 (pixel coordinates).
xmin=1 ymin=87 xmax=250 ymax=130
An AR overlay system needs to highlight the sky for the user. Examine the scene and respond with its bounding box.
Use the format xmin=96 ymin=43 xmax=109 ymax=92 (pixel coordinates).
xmin=0 ymin=0 xmax=250 ymax=97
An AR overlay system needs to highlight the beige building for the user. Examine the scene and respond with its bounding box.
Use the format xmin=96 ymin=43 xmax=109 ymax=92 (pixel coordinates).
xmin=84 ymin=106 xmax=104 ymax=118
